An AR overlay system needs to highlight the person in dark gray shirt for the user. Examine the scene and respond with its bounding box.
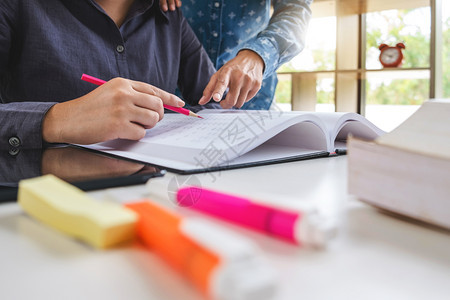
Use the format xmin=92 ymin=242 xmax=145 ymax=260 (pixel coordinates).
xmin=0 ymin=0 xmax=216 ymax=149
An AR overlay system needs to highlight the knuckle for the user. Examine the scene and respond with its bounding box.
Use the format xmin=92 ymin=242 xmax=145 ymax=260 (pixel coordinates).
xmin=128 ymin=126 xmax=146 ymax=141
xmin=148 ymin=112 xmax=160 ymax=128
xmin=148 ymin=86 xmax=156 ymax=95
xmin=217 ymin=77 xmax=227 ymax=84
xmin=216 ymin=84 xmax=227 ymax=93
xmin=217 ymin=72 xmax=229 ymax=83
xmin=151 ymin=103 xmax=164 ymax=121
xmin=153 ymin=96 xmax=163 ymax=109
xmin=243 ymin=73 xmax=252 ymax=82
xmin=230 ymin=71 xmax=244 ymax=82
xmin=159 ymin=111 xmax=165 ymax=122
xmin=221 ymin=65 xmax=233 ymax=73
xmin=254 ymin=76 xmax=262 ymax=86
xmin=142 ymin=109 xmax=153 ymax=121
xmin=109 ymin=77 xmax=121 ymax=85
xmin=238 ymin=94 xmax=247 ymax=104
xmin=149 ymin=86 xmax=161 ymax=97
xmin=112 ymin=87 xmax=131 ymax=102
xmin=110 ymin=77 xmax=128 ymax=88
xmin=136 ymin=129 xmax=146 ymax=140
xmin=118 ymin=88 xmax=131 ymax=98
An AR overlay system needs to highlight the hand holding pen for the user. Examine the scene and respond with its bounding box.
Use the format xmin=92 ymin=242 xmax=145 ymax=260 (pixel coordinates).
xmin=42 ymin=76 xmax=189 ymax=145
xmin=81 ymin=74 xmax=202 ymax=118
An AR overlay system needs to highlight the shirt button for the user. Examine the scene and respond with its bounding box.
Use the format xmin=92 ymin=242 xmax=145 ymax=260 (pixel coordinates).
xmin=212 ymin=32 xmax=218 ymax=38
xmin=214 ymin=2 xmax=220 ymax=7
xmin=8 ymin=136 xmax=21 ymax=147
xmin=9 ymin=147 xmax=20 ymax=156
xmin=116 ymin=45 xmax=125 ymax=53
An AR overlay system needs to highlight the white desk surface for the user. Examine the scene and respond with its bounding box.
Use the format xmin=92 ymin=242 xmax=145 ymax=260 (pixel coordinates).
xmin=1 ymin=156 xmax=449 ymax=300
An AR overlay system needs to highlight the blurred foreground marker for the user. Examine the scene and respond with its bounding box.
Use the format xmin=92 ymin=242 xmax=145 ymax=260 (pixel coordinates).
xmin=177 ymin=186 xmax=337 ymax=247
xmin=126 ymin=200 xmax=277 ymax=300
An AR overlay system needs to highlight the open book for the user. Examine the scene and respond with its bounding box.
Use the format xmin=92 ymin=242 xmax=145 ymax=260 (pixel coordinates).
xmin=81 ymin=109 xmax=384 ymax=173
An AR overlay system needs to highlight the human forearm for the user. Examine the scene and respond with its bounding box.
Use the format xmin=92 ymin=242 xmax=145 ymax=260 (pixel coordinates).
xmin=240 ymin=0 xmax=312 ymax=77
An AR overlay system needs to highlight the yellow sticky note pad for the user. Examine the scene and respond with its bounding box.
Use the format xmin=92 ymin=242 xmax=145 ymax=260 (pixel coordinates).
xmin=18 ymin=175 xmax=137 ymax=249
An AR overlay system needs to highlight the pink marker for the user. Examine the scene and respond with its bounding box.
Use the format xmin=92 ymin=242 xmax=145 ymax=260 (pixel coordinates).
xmin=81 ymin=74 xmax=202 ymax=118
xmin=177 ymin=186 xmax=336 ymax=247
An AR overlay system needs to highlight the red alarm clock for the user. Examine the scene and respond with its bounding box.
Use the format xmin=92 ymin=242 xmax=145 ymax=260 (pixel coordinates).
xmin=378 ymin=43 xmax=405 ymax=68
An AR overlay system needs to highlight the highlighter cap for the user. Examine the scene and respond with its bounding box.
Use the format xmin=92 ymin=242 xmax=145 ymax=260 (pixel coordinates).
xmin=295 ymin=211 xmax=337 ymax=247
xmin=211 ymin=255 xmax=277 ymax=300
xmin=180 ymin=218 xmax=277 ymax=300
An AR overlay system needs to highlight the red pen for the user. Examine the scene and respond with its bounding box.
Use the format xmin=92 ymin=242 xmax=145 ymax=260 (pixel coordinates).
xmin=81 ymin=74 xmax=202 ymax=119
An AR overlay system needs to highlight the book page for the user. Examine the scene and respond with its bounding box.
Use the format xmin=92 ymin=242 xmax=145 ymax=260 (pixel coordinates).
xmin=142 ymin=112 xmax=299 ymax=149
xmin=376 ymin=100 xmax=450 ymax=160
xmin=82 ymin=110 xmax=331 ymax=170
xmin=282 ymin=111 xmax=384 ymax=151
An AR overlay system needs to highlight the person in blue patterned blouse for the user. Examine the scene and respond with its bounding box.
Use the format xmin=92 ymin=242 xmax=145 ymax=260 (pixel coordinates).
xmin=160 ymin=0 xmax=312 ymax=110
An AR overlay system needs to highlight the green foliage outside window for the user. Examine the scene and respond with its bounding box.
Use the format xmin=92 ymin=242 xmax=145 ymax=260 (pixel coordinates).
xmin=274 ymin=78 xmax=291 ymax=104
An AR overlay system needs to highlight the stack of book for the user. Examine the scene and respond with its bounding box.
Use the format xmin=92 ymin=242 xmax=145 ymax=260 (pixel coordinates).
xmin=348 ymin=100 xmax=450 ymax=230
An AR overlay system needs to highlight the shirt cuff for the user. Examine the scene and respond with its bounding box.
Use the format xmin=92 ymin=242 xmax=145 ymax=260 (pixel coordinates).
xmin=0 ymin=102 xmax=57 ymax=150
xmin=239 ymin=36 xmax=280 ymax=79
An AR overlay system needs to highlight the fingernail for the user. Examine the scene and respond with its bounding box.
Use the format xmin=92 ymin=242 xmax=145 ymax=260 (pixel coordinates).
xmin=162 ymin=4 xmax=168 ymax=11
xmin=213 ymin=93 xmax=221 ymax=101
xmin=170 ymin=4 xmax=176 ymax=10
xmin=178 ymin=99 xmax=185 ymax=106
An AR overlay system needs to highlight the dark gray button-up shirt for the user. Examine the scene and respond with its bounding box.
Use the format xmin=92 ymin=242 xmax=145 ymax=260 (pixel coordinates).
xmin=0 ymin=0 xmax=215 ymax=149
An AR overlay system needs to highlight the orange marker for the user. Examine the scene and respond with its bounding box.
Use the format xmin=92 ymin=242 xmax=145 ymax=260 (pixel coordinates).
xmin=126 ymin=201 xmax=277 ymax=300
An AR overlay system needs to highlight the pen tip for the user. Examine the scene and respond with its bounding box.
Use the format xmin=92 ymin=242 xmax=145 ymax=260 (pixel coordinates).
xmin=188 ymin=111 xmax=203 ymax=119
